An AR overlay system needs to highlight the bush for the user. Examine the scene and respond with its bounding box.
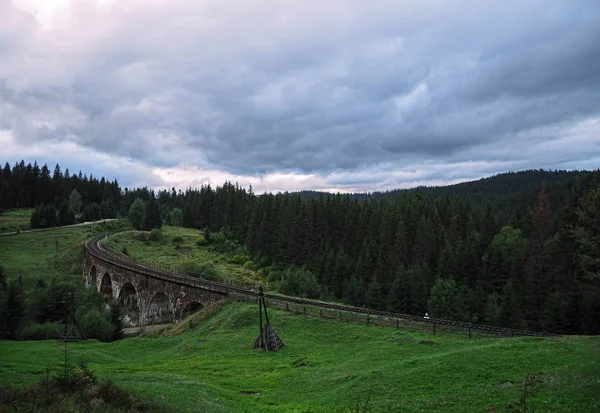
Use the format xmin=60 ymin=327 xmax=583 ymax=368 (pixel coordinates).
xmin=267 ymin=271 xmax=284 ymax=282
xmin=172 ymin=235 xmax=184 ymax=243
xmin=179 ymin=260 xmax=221 ymax=281
xmin=79 ymin=309 xmax=114 ymax=341
xmin=196 ymin=263 xmax=221 ymax=281
xmin=19 ymin=322 xmax=63 ymax=340
xmin=149 ymin=228 xmax=162 ymax=241
xmin=202 ymin=228 xmax=212 ymax=244
xmin=243 ymin=260 xmax=257 ymax=270
xmin=180 ymin=260 xmax=199 ymax=274
xmin=211 ymin=231 xmax=227 ymax=244
xmin=229 ymin=253 xmax=250 ymax=265
xmin=134 ymin=232 xmax=148 ymax=242
xmin=196 ymin=235 xmax=209 ymax=246
xmin=279 ymin=267 xmax=321 ymax=299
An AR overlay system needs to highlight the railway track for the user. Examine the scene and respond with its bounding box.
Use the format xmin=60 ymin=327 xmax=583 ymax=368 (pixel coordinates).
xmin=86 ymin=233 xmax=555 ymax=338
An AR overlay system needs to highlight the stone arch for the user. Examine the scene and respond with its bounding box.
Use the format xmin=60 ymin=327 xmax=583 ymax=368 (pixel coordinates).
xmin=89 ymin=266 xmax=97 ymax=287
xmin=118 ymin=283 xmax=140 ymax=326
xmin=181 ymin=301 xmax=204 ymax=319
xmin=100 ymin=273 xmax=113 ymax=301
xmin=148 ymin=293 xmax=174 ymax=324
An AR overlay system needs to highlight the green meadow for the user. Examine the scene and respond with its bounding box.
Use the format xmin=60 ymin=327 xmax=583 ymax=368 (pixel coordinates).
xmin=1 ymin=302 xmax=599 ymax=412
xmin=101 ymin=227 xmax=266 ymax=287
xmin=1 ymin=224 xmax=599 ymax=412
xmin=0 ymin=208 xmax=33 ymax=234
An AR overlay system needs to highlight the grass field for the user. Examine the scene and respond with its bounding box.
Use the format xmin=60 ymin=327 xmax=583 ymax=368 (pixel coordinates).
xmin=1 ymin=301 xmax=599 ymax=412
xmin=0 ymin=208 xmax=33 ymax=234
xmin=1 ymin=224 xmax=599 ymax=412
xmin=101 ymin=227 xmax=265 ymax=287
xmin=0 ymin=219 xmax=129 ymax=287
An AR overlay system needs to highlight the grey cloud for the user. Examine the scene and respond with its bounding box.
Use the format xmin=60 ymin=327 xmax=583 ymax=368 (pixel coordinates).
xmin=2 ymin=0 xmax=600 ymax=189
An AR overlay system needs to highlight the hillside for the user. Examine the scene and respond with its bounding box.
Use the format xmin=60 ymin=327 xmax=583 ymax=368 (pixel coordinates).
xmin=293 ymin=169 xmax=590 ymax=203
xmin=0 ymin=194 xmax=599 ymax=412
xmin=1 ymin=301 xmax=599 ymax=412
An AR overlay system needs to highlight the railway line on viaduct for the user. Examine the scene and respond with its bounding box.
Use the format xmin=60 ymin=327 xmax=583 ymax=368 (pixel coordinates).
xmin=84 ymin=233 xmax=554 ymax=338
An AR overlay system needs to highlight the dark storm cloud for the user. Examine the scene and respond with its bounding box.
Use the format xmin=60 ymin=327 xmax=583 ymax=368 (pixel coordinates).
xmin=2 ymin=0 xmax=600 ymax=191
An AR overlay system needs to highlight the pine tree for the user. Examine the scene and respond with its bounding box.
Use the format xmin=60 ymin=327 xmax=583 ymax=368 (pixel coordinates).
xmin=427 ymin=278 xmax=468 ymax=321
xmin=365 ymin=277 xmax=384 ymax=310
xmin=5 ymin=280 xmax=24 ymax=339
xmin=573 ymin=185 xmax=600 ymax=279
xmin=58 ymin=202 xmax=75 ymax=226
xmin=342 ymin=274 xmax=365 ymax=306
xmin=0 ymin=267 xmax=7 ymax=338
xmin=143 ymin=194 xmax=162 ymax=230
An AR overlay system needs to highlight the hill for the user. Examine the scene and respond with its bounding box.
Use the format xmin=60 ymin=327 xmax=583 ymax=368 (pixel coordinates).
xmin=1 ymin=301 xmax=599 ymax=412
xmin=293 ymin=169 xmax=590 ymax=203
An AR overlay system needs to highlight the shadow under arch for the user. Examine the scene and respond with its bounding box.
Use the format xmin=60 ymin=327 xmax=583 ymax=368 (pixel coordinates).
xmin=181 ymin=301 xmax=204 ymax=320
xmin=118 ymin=282 xmax=140 ymax=326
xmin=148 ymin=292 xmax=174 ymax=324
xmin=100 ymin=273 xmax=113 ymax=301
xmin=89 ymin=266 xmax=97 ymax=287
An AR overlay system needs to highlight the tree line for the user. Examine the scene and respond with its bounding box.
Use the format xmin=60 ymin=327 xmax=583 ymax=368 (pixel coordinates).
xmin=0 ymin=161 xmax=121 ymax=227
xmin=2 ymin=160 xmax=599 ymax=334
xmin=133 ymin=173 xmax=599 ymax=334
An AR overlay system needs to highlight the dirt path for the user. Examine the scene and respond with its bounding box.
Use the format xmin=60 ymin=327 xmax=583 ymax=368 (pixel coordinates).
xmin=0 ymin=219 xmax=117 ymax=236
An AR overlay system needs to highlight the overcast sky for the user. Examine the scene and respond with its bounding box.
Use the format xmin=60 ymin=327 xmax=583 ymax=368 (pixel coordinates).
xmin=1 ymin=0 xmax=599 ymax=193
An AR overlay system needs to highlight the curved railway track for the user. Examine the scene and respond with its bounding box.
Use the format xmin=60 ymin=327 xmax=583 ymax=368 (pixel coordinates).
xmin=85 ymin=233 xmax=554 ymax=338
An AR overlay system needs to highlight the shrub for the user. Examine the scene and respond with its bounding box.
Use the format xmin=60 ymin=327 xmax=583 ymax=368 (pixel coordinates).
xmin=267 ymin=271 xmax=284 ymax=282
xmin=172 ymin=235 xmax=184 ymax=243
xmin=121 ymin=246 xmax=128 ymax=255
xmin=202 ymin=228 xmax=212 ymax=244
xmin=196 ymin=263 xmax=221 ymax=281
xmin=196 ymin=235 xmax=209 ymax=246
xmin=211 ymin=231 xmax=227 ymax=244
xmin=229 ymin=253 xmax=250 ymax=265
xmin=179 ymin=260 xmax=199 ymax=274
xmin=179 ymin=260 xmax=221 ymax=281
xmin=79 ymin=309 xmax=114 ymax=341
xmin=98 ymin=377 xmax=137 ymax=410
xmin=19 ymin=322 xmax=63 ymax=340
xmin=279 ymin=267 xmax=321 ymax=299
xmin=149 ymin=228 xmax=162 ymax=241
xmin=243 ymin=260 xmax=257 ymax=270
xmin=134 ymin=232 xmax=148 ymax=242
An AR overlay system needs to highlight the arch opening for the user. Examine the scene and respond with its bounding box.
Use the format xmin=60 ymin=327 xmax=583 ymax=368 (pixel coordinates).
xmin=118 ymin=283 xmax=140 ymax=326
xmin=181 ymin=301 xmax=204 ymax=319
xmin=89 ymin=266 xmax=97 ymax=287
xmin=148 ymin=293 xmax=173 ymax=324
xmin=100 ymin=273 xmax=113 ymax=301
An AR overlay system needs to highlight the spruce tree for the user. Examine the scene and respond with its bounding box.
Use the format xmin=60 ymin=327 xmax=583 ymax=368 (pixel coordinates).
xmin=58 ymin=202 xmax=75 ymax=226
xmin=143 ymin=194 xmax=162 ymax=230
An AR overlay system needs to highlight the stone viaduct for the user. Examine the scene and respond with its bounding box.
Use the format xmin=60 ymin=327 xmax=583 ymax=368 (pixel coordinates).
xmin=83 ymin=236 xmax=230 ymax=327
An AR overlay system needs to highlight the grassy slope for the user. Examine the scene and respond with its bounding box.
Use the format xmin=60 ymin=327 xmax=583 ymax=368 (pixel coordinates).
xmin=1 ymin=224 xmax=599 ymax=412
xmin=0 ymin=209 xmax=33 ymax=234
xmin=101 ymin=227 xmax=265 ymax=286
xmin=0 ymin=220 xmax=128 ymax=287
xmin=1 ymin=301 xmax=599 ymax=412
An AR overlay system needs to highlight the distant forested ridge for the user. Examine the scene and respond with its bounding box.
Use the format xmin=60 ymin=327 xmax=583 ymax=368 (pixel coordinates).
xmin=0 ymin=160 xmax=121 ymax=227
xmin=2 ymin=161 xmax=599 ymax=334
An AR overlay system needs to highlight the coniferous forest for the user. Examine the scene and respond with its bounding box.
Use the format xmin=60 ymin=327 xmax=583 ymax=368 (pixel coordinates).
xmin=1 ymin=161 xmax=599 ymax=335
